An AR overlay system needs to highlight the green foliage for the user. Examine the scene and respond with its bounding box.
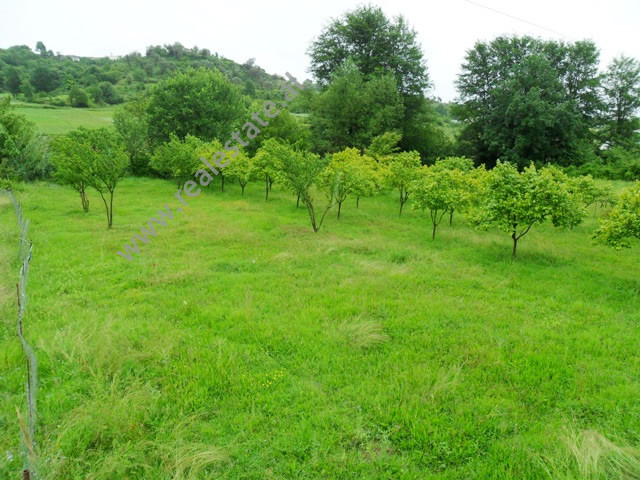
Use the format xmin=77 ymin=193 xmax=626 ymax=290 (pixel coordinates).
xmin=384 ymin=150 xmax=422 ymax=215
xmin=456 ymin=36 xmax=603 ymax=168
xmin=365 ymin=131 xmax=401 ymax=160
xmin=224 ymin=149 xmax=254 ymax=194
xmin=412 ymin=166 xmax=470 ymax=239
xmin=310 ymin=61 xmax=404 ymax=153
xmin=433 ymin=156 xmax=474 ymax=172
xmin=601 ymin=56 xmax=640 ymax=149
xmin=470 ymin=161 xmax=583 ymax=257
xmin=150 ymin=134 xmax=204 ymax=189
xmin=0 ymin=42 xmax=286 ymax=107
xmin=68 ymin=85 xmax=89 ymax=108
xmin=0 ymin=98 xmax=49 ymax=181
xmin=319 ymin=147 xmax=376 ymax=218
xmin=113 ymin=99 xmax=151 ymax=175
xmin=146 ymin=69 xmax=246 ymax=146
xmin=245 ymin=106 xmax=310 ymax=156
xmin=30 ymin=65 xmax=60 ymax=92
xmin=593 ymin=182 xmax=640 ymax=249
xmin=253 ymin=138 xmax=285 ymax=200
xmin=308 ymin=5 xmax=429 ymax=96
xmin=52 ymin=127 xmax=129 ymax=226
xmin=4 ymin=67 xmax=22 ymax=96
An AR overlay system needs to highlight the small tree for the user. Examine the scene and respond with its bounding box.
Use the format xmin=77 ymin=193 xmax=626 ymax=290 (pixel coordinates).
xmin=197 ymin=139 xmax=224 ymax=191
xmin=50 ymin=133 xmax=92 ymax=212
xmin=113 ymin=99 xmax=151 ymax=175
xmin=432 ymin=156 xmax=474 ymax=225
xmin=281 ymin=150 xmax=334 ymax=232
xmin=84 ymin=128 xmax=129 ymax=228
xmin=254 ymin=139 xmax=285 ymax=201
xmin=412 ymin=167 xmax=468 ymax=239
xmin=385 ymin=150 xmax=421 ymax=215
xmin=320 ymin=148 xmax=376 ymax=218
xmin=470 ymin=162 xmax=581 ymax=258
xmin=225 ymin=149 xmax=254 ymax=195
xmin=593 ymin=182 xmax=640 ymax=249
xmin=150 ymin=134 xmax=202 ymax=189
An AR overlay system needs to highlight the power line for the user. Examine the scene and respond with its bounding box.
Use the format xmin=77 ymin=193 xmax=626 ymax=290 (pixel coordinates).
xmin=462 ymin=0 xmax=574 ymax=40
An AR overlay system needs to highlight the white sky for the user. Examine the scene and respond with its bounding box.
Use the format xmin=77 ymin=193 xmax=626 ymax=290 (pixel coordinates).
xmin=1 ymin=0 xmax=639 ymax=101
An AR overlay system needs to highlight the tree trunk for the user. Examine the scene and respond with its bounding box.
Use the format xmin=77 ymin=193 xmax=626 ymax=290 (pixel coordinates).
xmin=512 ymin=233 xmax=518 ymax=258
xmin=449 ymin=210 xmax=454 ymax=226
xmin=80 ymin=189 xmax=89 ymax=212
xmin=337 ymin=201 xmax=342 ymax=219
xmin=265 ymin=174 xmax=269 ymax=201
xmin=221 ymin=174 xmax=225 ymax=192
xmin=109 ymin=190 xmax=114 ymax=228
xmin=241 ymin=184 xmax=245 ymax=195
xmin=296 ymin=192 xmax=300 ymax=208
xmin=432 ymin=222 xmax=437 ymax=240
xmin=356 ymin=197 xmax=360 ymax=208
xmin=399 ymin=198 xmax=404 ymax=216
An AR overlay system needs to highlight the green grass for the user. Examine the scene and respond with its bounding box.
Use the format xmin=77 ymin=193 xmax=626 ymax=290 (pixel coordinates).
xmin=1 ymin=178 xmax=639 ymax=479
xmin=11 ymin=101 xmax=114 ymax=135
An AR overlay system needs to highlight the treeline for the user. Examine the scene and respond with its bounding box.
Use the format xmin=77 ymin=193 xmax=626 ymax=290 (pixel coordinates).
xmin=0 ymin=41 xmax=288 ymax=107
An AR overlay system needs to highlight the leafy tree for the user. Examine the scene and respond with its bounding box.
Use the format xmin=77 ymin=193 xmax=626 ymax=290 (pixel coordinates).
xmin=0 ymin=98 xmax=48 ymax=182
xmin=470 ymin=162 xmax=582 ymax=257
xmin=31 ymin=65 xmax=60 ymax=92
xmin=35 ymin=41 xmax=48 ymax=57
xmin=50 ymin=133 xmax=93 ymax=212
xmin=593 ymin=182 xmax=640 ymax=249
xmin=432 ymin=156 xmax=475 ymax=224
xmin=83 ymin=128 xmax=129 ymax=228
xmin=365 ymin=131 xmax=402 ymax=160
xmin=197 ymin=139 xmax=225 ymax=191
xmin=456 ymin=36 xmax=601 ymax=167
xmin=274 ymin=145 xmax=335 ymax=232
xmin=69 ymin=85 xmax=90 ymax=108
xmin=254 ymin=139 xmax=285 ymax=200
xmin=150 ymin=134 xmax=203 ymax=189
xmin=308 ymin=5 xmax=429 ymax=96
xmin=5 ymin=67 xmax=22 ymax=96
xmin=20 ymin=79 xmax=35 ymax=101
xmin=245 ymin=107 xmax=311 ymax=156
xmin=146 ymin=68 xmax=246 ymax=146
xmin=412 ymin=166 xmax=468 ymax=239
xmin=310 ymin=61 xmax=404 ymax=152
xmin=319 ymin=147 xmax=377 ymax=217
xmin=113 ymin=99 xmax=151 ymax=175
xmin=601 ymin=56 xmax=640 ymax=149
xmin=385 ymin=150 xmax=421 ymax=215
xmin=224 ymin=149 xmax=254 ymax=194
xmin=569 ymin=175 xmax=612 ymax=210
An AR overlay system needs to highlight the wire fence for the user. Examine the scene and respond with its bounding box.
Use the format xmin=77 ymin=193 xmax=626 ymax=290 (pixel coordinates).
xmin=6 ymin=189 xmax=38 ymax=480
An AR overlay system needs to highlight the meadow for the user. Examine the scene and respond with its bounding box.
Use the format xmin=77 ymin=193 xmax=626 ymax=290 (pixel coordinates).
xmin=10 ymin=101 xmax=114 ymax=135
xmin=1 ymin=177 xmax=638 ymax=479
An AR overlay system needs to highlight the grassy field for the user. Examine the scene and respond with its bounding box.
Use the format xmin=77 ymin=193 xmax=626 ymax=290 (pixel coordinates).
xmin=9 ymin=101 xmax=114 ymax=135
xmin=1 ymin=178 xmax=639 ymax=479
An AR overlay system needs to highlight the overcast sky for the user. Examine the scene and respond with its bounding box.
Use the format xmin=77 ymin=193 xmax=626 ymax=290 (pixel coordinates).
xmin=1 ymin=0 xmax=639 ymax=101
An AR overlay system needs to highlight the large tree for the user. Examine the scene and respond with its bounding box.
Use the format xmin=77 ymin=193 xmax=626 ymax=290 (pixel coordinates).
xmin=470 ymin=162 xmax=582 ymax=257
xmin=455 ymin=36 xmax=602 ymax=168
xmin=310 ymin=61 xmax=404 ymax=153
xmin=308 ymin=6 xmax=448 ymax=158
xmin=146 ymin=68 xmax=246 ymax=146
xmin=601 ymin=55 xmax=640 ymax=149
xmin=308 ymin=5 xmax=429 ymax=96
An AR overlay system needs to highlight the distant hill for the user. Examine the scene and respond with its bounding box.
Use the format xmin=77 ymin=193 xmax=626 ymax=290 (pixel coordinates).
xmin=0 ymin=42 xmax=289 ymax=107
